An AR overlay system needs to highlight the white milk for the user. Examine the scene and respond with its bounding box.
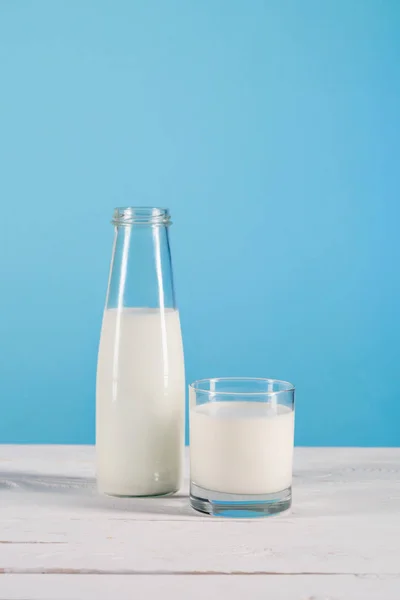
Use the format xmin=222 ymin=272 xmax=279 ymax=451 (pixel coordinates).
xmin=96 ymin=308 xmax=185 ymax=496
xmin=190 ymin=402 xmax=294 ymax=495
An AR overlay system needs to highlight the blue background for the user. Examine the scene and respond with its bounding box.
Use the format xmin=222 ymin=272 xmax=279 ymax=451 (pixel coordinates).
xmin=0 ymin=0 xmax=399 ymax=446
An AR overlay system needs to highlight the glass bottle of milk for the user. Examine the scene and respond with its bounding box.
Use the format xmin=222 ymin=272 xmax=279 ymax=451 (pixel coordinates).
xmin=96 ymin=207 xmax=185 ymax=497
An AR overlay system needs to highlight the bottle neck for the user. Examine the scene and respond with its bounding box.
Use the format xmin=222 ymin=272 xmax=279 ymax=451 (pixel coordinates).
xmin=112 ymin=207 xmax=171 ymax=227
xmin=106 ymin=208 xmax=176 ymax=310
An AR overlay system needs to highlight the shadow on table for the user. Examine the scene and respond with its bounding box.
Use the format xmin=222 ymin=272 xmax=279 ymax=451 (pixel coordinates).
xmin=0 ymin=471 xmax=197 ymax=518
xmin=6 ymin=469 xmax=399 ymax=519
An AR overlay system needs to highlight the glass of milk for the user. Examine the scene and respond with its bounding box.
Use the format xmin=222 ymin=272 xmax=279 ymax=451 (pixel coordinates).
xmin=189 ymin=378 xmax=295 ymax=517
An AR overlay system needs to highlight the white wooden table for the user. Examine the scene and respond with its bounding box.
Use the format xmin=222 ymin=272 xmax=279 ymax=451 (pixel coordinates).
xmin=0 ymin=446 xmax=399 ymax=599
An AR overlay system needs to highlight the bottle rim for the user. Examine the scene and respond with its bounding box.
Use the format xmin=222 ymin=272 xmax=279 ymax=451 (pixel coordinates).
xmin=112 ymin=207 xmax=171 ymax=226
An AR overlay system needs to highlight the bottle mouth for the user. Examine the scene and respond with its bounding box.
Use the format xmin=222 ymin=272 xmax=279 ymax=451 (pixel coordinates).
xmin=112 ymin=207 xmax=171 ymax=226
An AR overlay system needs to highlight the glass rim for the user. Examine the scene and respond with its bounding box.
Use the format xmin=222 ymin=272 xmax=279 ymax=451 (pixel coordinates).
xmin=112 ymin=207 xmax=171 ymax=226
xmin=189 ymin=377 xmax=295 ymax=396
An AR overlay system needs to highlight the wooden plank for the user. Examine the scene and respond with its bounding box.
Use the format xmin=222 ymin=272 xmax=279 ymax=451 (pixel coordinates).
xmin=0 ymin=446 xmax=399 ymax=576
xmin=0 ymin=515 xmax=398 ymax=575
xmin=1 ymin=446 xmax=399 ymax=521
xmin=1 ymin=574 xmax=400 ymax=600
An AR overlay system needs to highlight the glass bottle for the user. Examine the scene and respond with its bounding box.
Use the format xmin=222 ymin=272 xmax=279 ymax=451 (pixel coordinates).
xmin=96 ymin=207 xmax=185 ymax=496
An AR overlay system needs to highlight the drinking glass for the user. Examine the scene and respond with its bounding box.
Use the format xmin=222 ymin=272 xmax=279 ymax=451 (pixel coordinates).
xmin=189 ymin=378 xmax=295 ymax=517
